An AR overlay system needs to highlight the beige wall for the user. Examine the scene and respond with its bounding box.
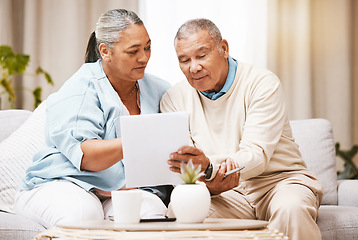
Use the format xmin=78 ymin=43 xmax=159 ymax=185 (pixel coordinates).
xmin=0 ymin=0 xmax=138 ymax=109
xmin=353 ymin=0 xmax=358 ymax=150
xmin=267 ymin=0 xmax=358 ymax=168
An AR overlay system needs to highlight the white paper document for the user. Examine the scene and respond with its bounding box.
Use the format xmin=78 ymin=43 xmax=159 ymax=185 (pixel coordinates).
xmin=120 ymin=112 xmax=189 ymax=188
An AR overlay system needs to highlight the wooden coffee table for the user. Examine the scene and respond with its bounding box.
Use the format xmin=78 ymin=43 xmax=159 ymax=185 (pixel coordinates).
xmin=35 ymin=218 xmax=289 ymax=239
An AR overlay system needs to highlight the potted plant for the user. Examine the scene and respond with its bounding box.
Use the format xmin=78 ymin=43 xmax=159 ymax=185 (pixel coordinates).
xmin=336 ymin=142 xmax=358 ymax=179
xmin=170 ymin=160 xmax=211 ymax=223
xmin=0 ymin=45 xmax=53 ymax=109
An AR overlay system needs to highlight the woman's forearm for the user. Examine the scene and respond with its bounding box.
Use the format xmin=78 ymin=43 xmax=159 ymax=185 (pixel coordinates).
xmin=80 ymin=138 xmax=123 ymax=171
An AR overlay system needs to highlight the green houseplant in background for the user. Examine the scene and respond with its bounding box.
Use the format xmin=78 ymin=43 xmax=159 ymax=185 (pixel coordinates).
xmin=336 ymin=142 xmax=358 ymax=179
xmin=0 ymin=45 xmax=53 ymax=109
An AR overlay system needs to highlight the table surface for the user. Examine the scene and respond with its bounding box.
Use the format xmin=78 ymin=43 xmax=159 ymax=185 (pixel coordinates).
xmin=57 ymin=218 xmax=269 ymax=231
xmin=35 ymin=218 xmax=289 ymax=240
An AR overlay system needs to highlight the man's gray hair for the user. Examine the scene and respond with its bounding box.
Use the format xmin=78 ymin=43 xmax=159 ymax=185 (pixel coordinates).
xmin=95 ymin=9 xmax=143 ymax=50
xmin=175 ymin=18 xmax=222 ymax=50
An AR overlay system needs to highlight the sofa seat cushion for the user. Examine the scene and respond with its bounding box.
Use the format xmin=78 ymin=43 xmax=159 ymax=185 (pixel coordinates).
xmin=318 ymin=205 xmax=358 ymax=240
xmin=290 ymin=119 xmax=338 ymax=205
xmin=0 ymin=211 xmax=45 ymax=240
xmin=0 ymin=102 xmax=46 ymax=213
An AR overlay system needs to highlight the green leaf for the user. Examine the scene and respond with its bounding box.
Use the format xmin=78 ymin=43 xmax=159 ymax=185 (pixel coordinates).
xmin=32 ymin=87 xmax=42 ymax=109
xmin=0 ymin=45 xmax=13 ymax=58
xmin=179 ymin=160 xmax=204 ymax=184
xmin=0 ymin=45 xmax=53 ymax=109
xmin=0 ymin=45 xmax=29 ymax=75
xmin=36 ymin=66 xmax=54 ymax=85
xmin=336 ymin=142 xmax=358 ymax=179
xmin=0 ymin=78 xmax=16 ymax=104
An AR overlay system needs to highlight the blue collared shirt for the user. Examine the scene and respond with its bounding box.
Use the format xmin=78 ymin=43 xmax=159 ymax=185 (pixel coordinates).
xmin=200 ymin=56 xmax=238 ymax=100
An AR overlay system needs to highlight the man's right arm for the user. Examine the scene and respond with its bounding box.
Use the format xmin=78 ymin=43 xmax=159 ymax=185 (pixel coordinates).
xmin=161 ymin=88 xmax=241 ymax=195
xmin=205 ymin=159 xmax=240 ymax=195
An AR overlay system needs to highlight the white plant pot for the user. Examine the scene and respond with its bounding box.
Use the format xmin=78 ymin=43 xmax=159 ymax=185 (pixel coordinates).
xmin=170 ymin=182 xmax=211 ymax=223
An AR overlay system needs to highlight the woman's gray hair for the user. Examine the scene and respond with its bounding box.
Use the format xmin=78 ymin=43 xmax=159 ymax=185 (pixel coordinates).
xmin=95 ymin=9 xmax=143 ymax=50
xmin=175 ymin=18 xmax=222 ymax=52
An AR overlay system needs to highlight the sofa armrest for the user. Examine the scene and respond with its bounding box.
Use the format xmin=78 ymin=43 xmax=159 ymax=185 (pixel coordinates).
xmin=337 ymin=179 xmax=358 ymax=207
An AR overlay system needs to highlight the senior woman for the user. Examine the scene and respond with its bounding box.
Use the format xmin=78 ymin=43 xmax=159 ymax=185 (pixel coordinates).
xmin=14 ymin=9 xmax=171 ymax=228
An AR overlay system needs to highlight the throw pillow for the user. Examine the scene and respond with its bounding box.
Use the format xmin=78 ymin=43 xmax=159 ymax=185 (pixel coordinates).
xmin=290 ymin=118 xmax=338 ymax=205
xmin=0 ymin=102 xmax=46 ymax=213
xmin=0 ymin=109 xmax=32 ymax=141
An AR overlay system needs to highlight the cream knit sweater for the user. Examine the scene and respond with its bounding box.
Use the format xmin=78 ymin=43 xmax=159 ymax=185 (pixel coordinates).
xmin=160 ymin=61 xmax=308 ymax=181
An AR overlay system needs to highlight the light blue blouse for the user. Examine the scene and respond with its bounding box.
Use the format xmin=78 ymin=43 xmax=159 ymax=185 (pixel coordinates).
xmin=19 ymin=60 xmax=171 ymax=192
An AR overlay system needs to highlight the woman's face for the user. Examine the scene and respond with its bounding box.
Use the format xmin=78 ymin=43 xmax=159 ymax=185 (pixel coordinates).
xmin=103 ymin=24 xmax=151 ymax=83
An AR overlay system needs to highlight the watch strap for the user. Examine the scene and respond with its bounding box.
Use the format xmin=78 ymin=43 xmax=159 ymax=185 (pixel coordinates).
xmin=204 ymin=162 xmax=213 ymax=179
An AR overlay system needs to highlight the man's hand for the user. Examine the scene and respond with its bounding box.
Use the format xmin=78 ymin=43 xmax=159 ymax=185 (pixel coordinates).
xmin=168 ymin=146 xmax=210 ymax=173
xmin=205 ymin=158 xmax=240 ymax=195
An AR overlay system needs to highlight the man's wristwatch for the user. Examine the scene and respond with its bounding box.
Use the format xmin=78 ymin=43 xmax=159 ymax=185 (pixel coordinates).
xmin=204 ymin=163 xmax=213 ymax=179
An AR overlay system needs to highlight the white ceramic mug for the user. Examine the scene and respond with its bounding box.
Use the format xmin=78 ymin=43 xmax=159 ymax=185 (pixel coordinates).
xmin=111 ymin=190 xmax=143 ymax=224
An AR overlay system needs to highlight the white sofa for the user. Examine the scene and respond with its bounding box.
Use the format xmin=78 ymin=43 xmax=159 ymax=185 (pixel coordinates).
xmin=0 ymin=104 xmax=45 ymax=239
xmin=1 ymin=102 xmax=358 ymax=239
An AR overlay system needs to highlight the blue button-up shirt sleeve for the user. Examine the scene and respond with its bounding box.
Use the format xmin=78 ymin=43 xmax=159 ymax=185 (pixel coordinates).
xmin=46 ymin=74 xmax=105 ymax=171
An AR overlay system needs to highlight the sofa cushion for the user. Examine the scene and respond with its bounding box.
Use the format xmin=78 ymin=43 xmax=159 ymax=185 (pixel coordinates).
xmin=318 ymin=205 xmax=358 ymax=240
xmin=0 ymin=102 xmax=46 ymax=213
xmin=290 ymin=119 xmax=338 ymax=205
xmin=337 ymin=179 xmax=358 ymax=207
xmin=0 ymin=211 xmax=45 ymax=240
xmin=0 ymin=109 xmax=32 ymax=142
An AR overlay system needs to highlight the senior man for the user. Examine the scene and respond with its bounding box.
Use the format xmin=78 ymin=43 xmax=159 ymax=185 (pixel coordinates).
xmin=161 ymin=18 xmax=323 ymax=240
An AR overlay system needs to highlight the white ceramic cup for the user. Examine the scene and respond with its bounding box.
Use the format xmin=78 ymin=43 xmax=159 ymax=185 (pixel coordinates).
xmin=111 ymin=190 xmax=143 ymax=224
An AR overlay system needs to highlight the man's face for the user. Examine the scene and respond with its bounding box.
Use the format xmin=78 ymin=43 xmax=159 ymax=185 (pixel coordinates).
xmin=175 ymin=30 xmax=229 ymax=93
